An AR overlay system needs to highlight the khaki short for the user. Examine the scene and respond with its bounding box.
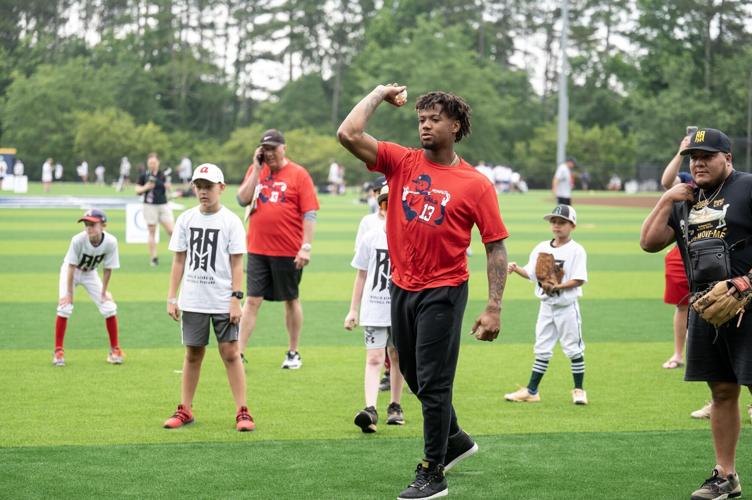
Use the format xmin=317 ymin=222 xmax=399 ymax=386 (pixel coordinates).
xmin=143 ymin=203 xmax=174 ymax=226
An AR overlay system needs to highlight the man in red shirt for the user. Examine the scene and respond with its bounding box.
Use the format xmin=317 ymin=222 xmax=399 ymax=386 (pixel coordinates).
xmin=237 ymin=129 xmax=319 ymax=369
xmin=338 ymin=86 xmax=509 ymax=499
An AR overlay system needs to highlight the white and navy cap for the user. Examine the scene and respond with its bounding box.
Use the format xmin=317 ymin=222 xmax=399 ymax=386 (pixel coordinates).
xmin=543 ymin=204 xmax=577 ymax=225
xmin=191 ymin=163 xmax=225 ymax=184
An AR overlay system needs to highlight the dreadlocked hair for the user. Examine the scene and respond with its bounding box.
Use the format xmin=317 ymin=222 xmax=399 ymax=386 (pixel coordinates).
xmin=415 ymin=91 xmax=472 ymax=143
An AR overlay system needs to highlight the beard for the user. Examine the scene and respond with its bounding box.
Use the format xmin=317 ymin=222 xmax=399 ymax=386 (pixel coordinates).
xmin=421 ymin=140 xmax=436 ymax=151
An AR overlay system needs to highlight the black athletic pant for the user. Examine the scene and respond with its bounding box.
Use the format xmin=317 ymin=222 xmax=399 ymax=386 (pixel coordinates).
xmin=391 ymin=281 xmax=468 ymax=465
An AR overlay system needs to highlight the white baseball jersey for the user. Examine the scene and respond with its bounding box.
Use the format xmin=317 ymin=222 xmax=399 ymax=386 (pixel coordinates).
xmin=523 ymin=239 xmax=587 ymax=306
xmin=354 ymin=212 xmax=385 ymax=251
xmin=64 ymin=231 xmax=120 ymax=271
xmin=169 ymin=205 xmax=246 ymax=314
xmin=351 ymin=224 xmax=391 ymax=327
xmin=554 ymin=163 xmax=573 ymax=198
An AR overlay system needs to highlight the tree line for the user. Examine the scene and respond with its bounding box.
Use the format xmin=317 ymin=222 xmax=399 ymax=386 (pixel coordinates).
xmin=0 ymin=0 xmax=750 ymax=188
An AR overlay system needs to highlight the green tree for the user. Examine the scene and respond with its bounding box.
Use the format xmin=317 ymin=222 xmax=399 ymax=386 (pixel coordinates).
xmin=73 ymin=107 xmax=137 ymax=170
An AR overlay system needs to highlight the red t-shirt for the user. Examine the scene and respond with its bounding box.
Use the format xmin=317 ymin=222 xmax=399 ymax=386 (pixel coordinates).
xmin=370 ymin=142 xmax=509 ymax=291
xmin=245 ymin=160 xmax=320 ymax=257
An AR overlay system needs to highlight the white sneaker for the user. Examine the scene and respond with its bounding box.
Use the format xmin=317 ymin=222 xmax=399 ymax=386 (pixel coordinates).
xmin=504 ymin=386 xmax=540 ymax=402
xmin=691 ymin=401 xmax=712 ymax=419
xmin=281 ymin=351 xmax=302 ymax=369
xmin=572 ymin=388 xmax=588 ymax=405
xmin=52 ymin=348 xmax=65 ymax=367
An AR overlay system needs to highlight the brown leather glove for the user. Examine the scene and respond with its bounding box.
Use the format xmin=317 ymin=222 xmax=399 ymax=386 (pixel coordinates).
xmin=691 ymin=276 xmax=752 ymax=328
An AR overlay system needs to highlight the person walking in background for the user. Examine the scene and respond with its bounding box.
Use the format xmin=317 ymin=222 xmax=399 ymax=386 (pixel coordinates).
xmin=117 ymin=156 xmax=131 ymax=192
xmin=338 ymin=84 xmax=509 ymax=499
xmin=135 ymin=152 xmax=174 ymax=267
xmin=76 ymin=160 xmax=89 ymax=183
xmin=236 ymin=129 xmax=319 ymax=369
xmin=54 ymin=161 xmax=63 ymax=181
xmin=14 ymin=158 xmax=25 ymax=177
xmin=552 ymin=157 xmax=576 ymax=205
xmin=42 ymin=158 xmax=53 ymax=192
xmin=94 ymin=164 xmax=106 ymax=186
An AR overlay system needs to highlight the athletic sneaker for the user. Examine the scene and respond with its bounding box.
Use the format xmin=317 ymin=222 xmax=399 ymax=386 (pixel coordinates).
xmin=690 ymin=468 xmax=741 ymax=500
xmin=107 ymin=347 xmax=124 ymax=365
xmin=163 ymin=404 xmax=194 ymax=429
xmin=379 ymin=371 xmax=391 ymax=392
xmin=281 ymin=350 xmax=302 ymax=369
xmin=150 ymin=257 xmax=159 ymax=267
xmin=572 ymin=388 xmax=588 ymax=405
xmin=52 ymin=348 xmax=65 ymax=367
xmin=444 ymin=430 xmax=478 ymax=472
xmin=691 ymin=402 xmax=712 ymax=419
xmin=236 ymin=406 xmax=255 ymax=432
xmin=240 ymin=353 xmax=248 ymax=364
xmin=397 ymin=462 xmax=448 ymax=499
xmin=387 ymin=402 xmax=405 ymax=425
xmin=354 ymin=406 xmax=378 ymax=433
xmin=504 ymin=386 xmax=541 ymax=402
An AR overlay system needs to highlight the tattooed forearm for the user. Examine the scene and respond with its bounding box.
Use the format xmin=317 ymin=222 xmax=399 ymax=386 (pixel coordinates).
xmin=484 ymin=239 xmax=508 ymax=311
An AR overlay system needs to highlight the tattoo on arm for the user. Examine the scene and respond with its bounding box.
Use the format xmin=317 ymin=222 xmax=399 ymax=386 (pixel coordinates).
xmin=485 ymin=239 xmax=508 ymax=311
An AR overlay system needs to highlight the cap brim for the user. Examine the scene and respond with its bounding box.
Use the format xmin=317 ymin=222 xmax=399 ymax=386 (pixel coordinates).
xmin=78 ymin=217 xmax=103 ymax=223
xmin=680 ymin=146 xmax=725 ymax=156
xmin=543 ymin=214 xmax=575 ymax=224
xmin=260 ymin=141 xmax=283 ymax=147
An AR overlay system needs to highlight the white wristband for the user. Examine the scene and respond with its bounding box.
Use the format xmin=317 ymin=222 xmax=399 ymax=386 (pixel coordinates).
xmin=300 ymin=243 xmax=312 ymax=252
xmin=167 ymin=298 xmax=177 ymax=305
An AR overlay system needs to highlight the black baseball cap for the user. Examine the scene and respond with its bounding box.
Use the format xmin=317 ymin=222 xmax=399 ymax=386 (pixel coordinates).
xmin=372 ymin=175 xmax=386 ymax=191
xmin=680 ymin=128 xmax=731 ymax=156
xmin=260 ymin=129 xmax=285 ymax=146
xmin=78 ymin=208 xmax=107 ymax=223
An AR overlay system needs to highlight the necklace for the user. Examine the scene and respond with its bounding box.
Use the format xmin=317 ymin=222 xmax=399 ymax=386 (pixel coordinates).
xmin=696 ymin=178 xmax=726 ymax=209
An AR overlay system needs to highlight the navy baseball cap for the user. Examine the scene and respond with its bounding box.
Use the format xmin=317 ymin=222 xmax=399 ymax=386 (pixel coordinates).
xmin=260 ymin=129 xmax=285 ymax=146
xmin=78 ymin=208 xmax=107 ymax=223
xmin=543 ymin=204 xmax=576 ymax=225
xmin=677 ymin=172 xmax=694 ymax=184
xmin=680 ymin=128 xmax=731 ymax=156
xmin=372 ymin=175 xmax=386 ymax=191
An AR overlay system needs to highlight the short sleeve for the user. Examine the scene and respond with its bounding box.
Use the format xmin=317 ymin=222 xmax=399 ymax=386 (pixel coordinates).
xmin=351 ymin=235 xmax=371 ymax=270
xmin=103 ymin=235 xmax=120 ymax=269
xmin=522 ymin=247 xmax=540 ymax=283
xmin=168 ymin=214 xmax=188 ymax=252
xmin=370 ymin=142 xmax=411 ymax=177
xmin=63 ymin=237 xmax=80 ymax=266
xmin=136 ymin=173 xmax=146 ymax=186
xmin=474 ymin=183 xmax=509 ymax=243
xmin=570 ymin=245 xmax=588 ymax=282
xmin=297 ymin=169 xmax=320 ymax=213
xmin=228 ymin=213 xmax=247 ymax=255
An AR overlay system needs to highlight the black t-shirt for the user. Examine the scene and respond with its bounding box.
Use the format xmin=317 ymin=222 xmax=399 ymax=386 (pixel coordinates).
xmin=669 ymin=170 xmax=752 ymax=289
xmin=137 ymin=170 xmax=169 ymax=205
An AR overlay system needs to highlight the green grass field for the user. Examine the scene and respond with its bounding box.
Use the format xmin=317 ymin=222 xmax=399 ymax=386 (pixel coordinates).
xmin=0 ymin=183 xmax=747 ymax=499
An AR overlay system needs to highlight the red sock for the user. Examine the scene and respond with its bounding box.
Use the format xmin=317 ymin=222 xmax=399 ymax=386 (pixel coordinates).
xmin=55 ymin=316 xmax=68 ymax=350
xmin=105 ymin=316 xmax=119 ymax=348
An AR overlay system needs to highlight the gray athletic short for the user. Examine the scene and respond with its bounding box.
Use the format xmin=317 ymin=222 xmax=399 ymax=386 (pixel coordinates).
xmin=181 ymin=311 xmax=238 ymax=346
xmin=364 ymin=326 xmax=393 ymax=350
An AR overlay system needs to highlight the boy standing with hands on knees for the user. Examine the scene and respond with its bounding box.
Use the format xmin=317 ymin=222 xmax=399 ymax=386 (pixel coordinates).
xmin=505 ymin=204 xmax=589 ymax=405
xmin=163 ymin=163 xmax=255 ymax=432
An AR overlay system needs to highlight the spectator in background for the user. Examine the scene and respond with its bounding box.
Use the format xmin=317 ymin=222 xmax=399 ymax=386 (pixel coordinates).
xmin=607 ymin=174 xmax=622 ymax=191
xmin=0 ymin=156 xmax=7 ymax=183
xmin=475 ymin=160 xmax=495 ymax=186
xmin=135 ymin=152 xmax=174 ymax=267
xmin=328 ymin=160 xmax=344 ymax=195
xmin=117 ymin=156 xmax=131 ymax=191
xmin=42 ymin=158 xmax=54 ymax=192
xmin=95 ymin=164 xmax=106 ymax=185
xmin=579 ymin=170 xmax=590 ymax=191
xmin=76 ymin=161 xmax=89 ymax=183
xmin=552 ymin=157 xmax=576 ymax=205
xmin=493 ymin=164 xmax=512 ymax=193
xmin=179 ymin=156 xmax=192 ymax=185
xmin=14 ymin=158 xmax=25 ymax=177
xmin=54 ymin=162 xmax=63 ymax=181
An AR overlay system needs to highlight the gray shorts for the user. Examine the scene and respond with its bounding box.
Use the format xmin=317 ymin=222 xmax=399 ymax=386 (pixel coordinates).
xmin=364 ymin=326 xmax=393 ymax=350
xmin=181 ymin=311 xmax=238 ymax=346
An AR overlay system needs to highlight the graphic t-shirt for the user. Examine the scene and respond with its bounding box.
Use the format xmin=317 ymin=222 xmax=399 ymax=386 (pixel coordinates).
xmin=668 ymin=170 xmax=752 ymax=290
xmin=169 ymin=206 xmax=246 ymax=313
xmin=63 ymin=231 xmax=120 ymax=271
xmin=352 ymin=223 xmax=391 ymax=327
xmin=522 ymin=239 xmax=588 ymax=306
xmin=369 ymin=142 xmax=509 ymax=291
xmin=244 ymin=160 xmax=319 ymax=257
xmin=554 ymin=163 xmax=572 ymax=198
xmin=137 ymin=170 xmax=169 ymax=205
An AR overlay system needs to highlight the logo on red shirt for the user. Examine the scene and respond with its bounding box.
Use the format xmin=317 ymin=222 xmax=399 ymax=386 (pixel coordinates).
xmin=401 ymin=174 xmax=451 ymax=225
xmin=257 ymin=178 xmax=288 ymax=204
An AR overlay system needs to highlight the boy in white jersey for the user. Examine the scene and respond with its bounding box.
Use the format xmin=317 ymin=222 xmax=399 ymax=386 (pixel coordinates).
xmin=53 ymin=208 xmax=122 ymax=366
xmin=345 ymin=185 xmax=406 ymax=432
xmin=163 ymin=163 xmax=255 ymax=432
xmin=505 ymin=205 xmax=589 ymax=404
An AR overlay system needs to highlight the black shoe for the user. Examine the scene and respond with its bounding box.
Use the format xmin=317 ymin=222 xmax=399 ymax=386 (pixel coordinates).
xmin=240 ymin=353 xmax=248 ymax=364
xmin=354 ymin=406 xmax=378 ymax=433
xmin=379 ymin=371 xmax=390 ymax=391
xmin=444 ymin=430 xmax=478 ymax=472
xmin=150 ymin=257 xmax=159 ymax=267
xmin=387 ymin=402 xmax=405 ymax=425
xmin=397 ymin=462 xmax=448 ymax=499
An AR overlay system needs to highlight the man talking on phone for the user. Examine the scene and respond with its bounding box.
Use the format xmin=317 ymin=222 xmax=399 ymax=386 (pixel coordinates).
xmin=236 ymin=129 xmax=320 ymax=369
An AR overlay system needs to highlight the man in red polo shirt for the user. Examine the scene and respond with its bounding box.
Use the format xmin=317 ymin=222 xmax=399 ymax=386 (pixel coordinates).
xmin=237 ymin=129 xmax=319 ymax=369
xmin=338 ymin=86 xmax=509 ymax=499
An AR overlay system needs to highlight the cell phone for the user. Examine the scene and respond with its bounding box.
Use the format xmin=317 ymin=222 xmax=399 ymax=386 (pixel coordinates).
xmin=256 ymin=153 xmax=264 ymax=165
xmin=686 ymin=126 xmax=698 ymax=136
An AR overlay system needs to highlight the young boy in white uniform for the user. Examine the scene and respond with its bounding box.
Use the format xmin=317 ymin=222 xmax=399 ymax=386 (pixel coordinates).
xmin=163 ymin=163 xmax=255 ymax=432
xmin=345 ymin=185 xmax=406 ymax=432
xmin=53 ymin=208 xmax=122 ymax=366
xmin=505 ymin=204 xmax=589 ymax=404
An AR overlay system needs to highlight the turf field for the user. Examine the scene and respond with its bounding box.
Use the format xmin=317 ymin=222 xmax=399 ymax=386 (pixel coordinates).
xmin=0 ymin=183 xmax=748 ymax=499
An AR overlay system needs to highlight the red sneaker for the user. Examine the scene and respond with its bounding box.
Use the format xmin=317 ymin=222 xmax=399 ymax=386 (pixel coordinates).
xmin=163 ymin=404 xmax=194 ymax=429
xmin=236 ymin=406 xmax=255 ymax=432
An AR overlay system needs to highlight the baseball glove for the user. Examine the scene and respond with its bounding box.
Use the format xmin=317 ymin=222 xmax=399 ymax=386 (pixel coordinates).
xmin=691 ymin=277 xmax=752 ymax=328
xmin=535 ymin=252 xmax=564 ymax=295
